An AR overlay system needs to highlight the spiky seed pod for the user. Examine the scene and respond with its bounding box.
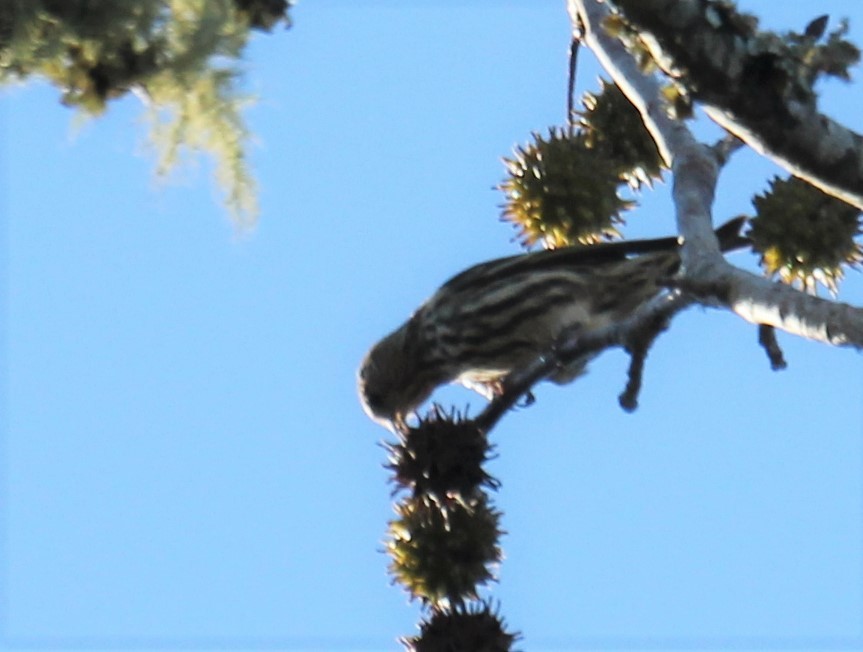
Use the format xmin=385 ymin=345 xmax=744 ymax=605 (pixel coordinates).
xmin=499 ymin=128 xmax=634 ymax=248
xmin=748 ymin=176 xmax=862 ymax=294
xmin=402 ymin=600 xmax=521 ymax=652
xmin=385 ymin=406 xmax=499 ymax=504
xmin=579 ymin=79 xmax=665 ymax=188
xmin=386 ymin=494 xmax=503 ymax=607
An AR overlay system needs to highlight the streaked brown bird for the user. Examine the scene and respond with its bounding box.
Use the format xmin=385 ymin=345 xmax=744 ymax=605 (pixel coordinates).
xmin=358 ymin=218 xmax=747 ymax=429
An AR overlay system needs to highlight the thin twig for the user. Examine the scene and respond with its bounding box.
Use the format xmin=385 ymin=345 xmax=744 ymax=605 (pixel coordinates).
xmin=476 ymin=291 xmax=694 ymax=432
xmin=619 ymin=309 xmax=674 ymax=411
xmin=758 ymin=324 xmax=788 ymax=370
xmin=710 ymin=133 xmax=745 ymax=166
xmin=567 ymin=30 xmax=582 ymax=134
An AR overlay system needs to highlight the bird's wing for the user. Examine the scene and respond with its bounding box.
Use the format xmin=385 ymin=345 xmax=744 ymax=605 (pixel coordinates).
xmin=438 ymin=217 xmax=748 ymax=294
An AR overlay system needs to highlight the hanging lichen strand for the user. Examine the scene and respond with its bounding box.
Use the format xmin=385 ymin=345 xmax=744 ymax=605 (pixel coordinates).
xmin=0 ymin=0 xmax=292 ymax=225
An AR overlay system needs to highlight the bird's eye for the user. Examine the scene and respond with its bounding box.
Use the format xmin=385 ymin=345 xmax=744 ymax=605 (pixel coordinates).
xmin=364 ymin=391 xmax=387 ymax=414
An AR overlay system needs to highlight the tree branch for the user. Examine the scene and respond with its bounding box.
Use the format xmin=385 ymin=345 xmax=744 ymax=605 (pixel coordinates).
xmin=569 ymin=0 xmax=863 ymax=349
xmin=477 ymin=292 xmax=694 ymax=431
xmin=609 ymin=0 xmax=863 ymax=209
xmin=758 ymin=324 xmax=788 ymax=370
xmin=570 ymin=0 xmax=733 ymax=263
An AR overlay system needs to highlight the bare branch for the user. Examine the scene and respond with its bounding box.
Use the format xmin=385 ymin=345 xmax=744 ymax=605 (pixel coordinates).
xmin=726 ymin=267 xmax=863 ymax=346
xmin=567 ymin=34 xmax=582 ymax=132
xmin=618 ymin=301 xmax=679 ymax=411
xmin=610 ymin=0 xmax=863 ymax=209
xmin=710 ymin=133 xmax=745 ymax=166
xmin=570 ymin=0 xmax=863 ymax=349
xmin=758 ymin=324 xmax=788 ymax=370
xmin=477 ymin=292 xmax=694 ymax=431
xmin=571 ymin=0 xmax=729 ymax=260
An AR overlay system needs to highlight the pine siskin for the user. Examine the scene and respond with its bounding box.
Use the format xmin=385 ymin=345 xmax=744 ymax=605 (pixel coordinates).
xmin=358 ymin=218 xmax=747 ymax=429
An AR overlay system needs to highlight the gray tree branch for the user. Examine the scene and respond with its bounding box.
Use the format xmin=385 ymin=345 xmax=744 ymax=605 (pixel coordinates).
xmin=569 ymin=0 xmax=863 ymax=349
xmin=609 ymin=0 xmax=863 ymax=210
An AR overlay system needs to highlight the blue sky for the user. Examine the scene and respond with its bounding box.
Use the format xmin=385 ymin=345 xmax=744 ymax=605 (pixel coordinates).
xmin=3 ymin=2 xmax=863 ymax=651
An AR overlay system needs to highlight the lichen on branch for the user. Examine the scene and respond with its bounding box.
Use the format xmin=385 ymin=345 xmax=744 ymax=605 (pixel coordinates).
xmin=0 ymin=0 xmax=292 ymax=225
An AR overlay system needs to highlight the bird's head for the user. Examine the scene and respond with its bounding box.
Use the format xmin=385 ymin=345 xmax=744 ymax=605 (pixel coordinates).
xmin=357 ymin=320 xmax=436 ymax=432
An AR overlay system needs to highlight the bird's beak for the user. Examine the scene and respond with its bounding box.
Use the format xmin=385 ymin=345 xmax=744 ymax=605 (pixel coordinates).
xmin=392 ymin=413 xmax=410 ymax=435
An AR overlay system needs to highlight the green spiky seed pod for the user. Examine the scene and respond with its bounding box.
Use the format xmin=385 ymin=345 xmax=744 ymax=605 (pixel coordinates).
xmin=579 ymin=79 xmax=665 ymax=188
xmin=402 ymin=601 xmax=520 ymax=652
xmin=386 ymin=494 xmax=503 ymax=607
xmin=386 ymin=406 xmax=499 ymax=504
xmin=499 ymin=128 xmax=634 ymax=248
xmin=748 ymin=176 xmax=862 ymax=294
